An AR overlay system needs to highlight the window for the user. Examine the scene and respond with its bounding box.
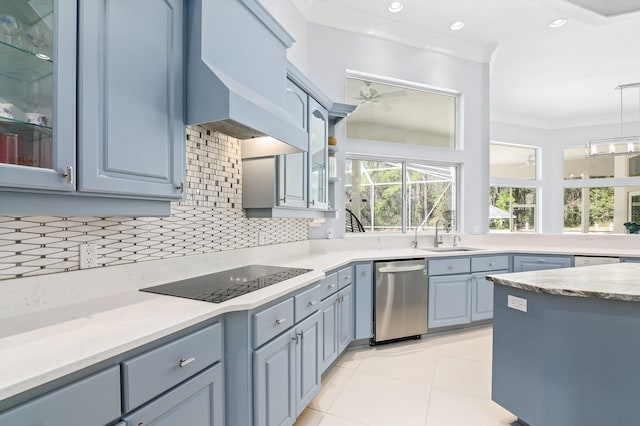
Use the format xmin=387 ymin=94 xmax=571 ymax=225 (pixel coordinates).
xmin=489 ymin=143 xmax=539 ymax=232
xmin=345 ymin=75 xmax=457 ymax=149
xmin=345 ymin=158 xmax=458 ymax=233
xmin=490 ymin=187 xmax=536 ymax=232
xmin=563 ymin=145 xmax=640 ymax=233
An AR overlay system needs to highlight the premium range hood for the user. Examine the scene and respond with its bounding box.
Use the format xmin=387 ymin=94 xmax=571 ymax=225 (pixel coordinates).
xmin=186 ymin=0 xmax=308 ymax=158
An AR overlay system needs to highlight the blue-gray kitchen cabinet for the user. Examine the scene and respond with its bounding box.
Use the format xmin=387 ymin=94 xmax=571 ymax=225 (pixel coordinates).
xmin=122 ymin=363 xmax=224 ymax=426
xmin=469 ymin=255 xmax=510 ymax=321
xmin=354 ymin=262 xmax=373 ymax=340
xmin=77 ymin=0 xmax=184 ymax=200
xmin=0 ymin=0 xmax=76 ymax=193
xmin=320 ymin=292 xmax=339 ymax=372
xmin=512 ymin=254 xmax=573 ymax=272
xmin=471 ymin=271 xmax=507 ymax=321
xmin=277 ymin=79 xmax=308 ymax=209
xmin=319 ymin=266 xmax=354 ymax=373
xmin=1 ymin=0 xmax=184 ymax=216
xmin=337 ymin=285 xmax=354 ymax=353
xmin=0 ymin=366 xmax=121 ymax=426
xmin=428 ymin=274 xmax=472 ymax=328
xmin=253 ymin=310 xmax=321 ymax=426
xmin=308 ymin=97 xmax=328 ymax=210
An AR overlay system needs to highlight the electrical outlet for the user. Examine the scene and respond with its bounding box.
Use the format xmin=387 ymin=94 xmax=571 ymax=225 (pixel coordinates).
xmin=326 ymin=228 xmax=334 ymax=239
xmin=79 ymin=243 xmax=98 ymax=269
xmin=258 ymin=232 xmax=268 ymax=246
xmin=507 ymin=295 xmax=527 ymax=312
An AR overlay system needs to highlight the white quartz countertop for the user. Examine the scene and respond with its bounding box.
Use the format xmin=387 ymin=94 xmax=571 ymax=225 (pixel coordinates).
xmin=487 ymin=262 xmax=640 ymax=301
xmin=3 ymin=234 xmax=640 ymax=402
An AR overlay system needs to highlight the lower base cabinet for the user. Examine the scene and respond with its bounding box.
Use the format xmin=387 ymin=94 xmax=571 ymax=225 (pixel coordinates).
xmin=320 ymin=284 xmax=353 ymax=373
xmin=471 ymin=271 xmax=507 ymax=321
xmin=253 ymin=310 xmax=321 ymax=426
xmin=122 ymin=363 xmax=224 ymax=426
xmin=428 ymin=275 xmax=472 ymax=328
xmin=0 ymin=366 xmax=121 ymax=426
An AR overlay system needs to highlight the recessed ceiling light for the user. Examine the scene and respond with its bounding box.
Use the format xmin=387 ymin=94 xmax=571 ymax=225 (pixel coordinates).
xmin=388 ymin=1 xmax=403 ymax=13
xmin=449 ymin=21 xmax=465 ymax=31
xmin=548 ymin=17 xmax=568 ymax=28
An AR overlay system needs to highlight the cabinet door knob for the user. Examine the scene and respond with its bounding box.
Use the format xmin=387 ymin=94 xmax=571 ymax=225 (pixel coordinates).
xmin=176 ymin=181 xmax=184 ymax=193
xmin=62 ymin=166 xmax=73 ymax=184
xmin=275 ymin=318 xmax=287 ymax=325
xmin=311 ymin=199 xmax=315 ymax=206
xmin=179 ymin=357 xmax=195 ymax=368
xmin=280 ymin=196 xmax=286 ymax=203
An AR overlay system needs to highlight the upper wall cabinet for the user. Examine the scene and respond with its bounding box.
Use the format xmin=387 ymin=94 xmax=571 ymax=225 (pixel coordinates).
xmin=308 ymin=98 xmax=328 ymax=210
xmin=278 ymin=79 xmax=308 ymax=209
xmin=0 ymin=0 xmax=76 ymax=192
xmin=0 ymin=0 xmax=184 ymax=216
xmin=78 ymin=0 xmax=184 ymax=200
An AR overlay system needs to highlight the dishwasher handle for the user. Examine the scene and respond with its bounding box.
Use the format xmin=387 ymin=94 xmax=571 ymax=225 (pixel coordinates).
xmin=378 ymin=265 xmax=426 ymax=273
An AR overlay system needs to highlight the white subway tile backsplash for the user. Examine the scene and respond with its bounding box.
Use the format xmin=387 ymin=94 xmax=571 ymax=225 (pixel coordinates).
xmin=0 ymin=126 xmax=308 ymax=280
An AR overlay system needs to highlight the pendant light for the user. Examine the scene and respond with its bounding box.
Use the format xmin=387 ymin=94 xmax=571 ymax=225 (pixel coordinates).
xmin=587 ymin=83 xmax=640 ymax=157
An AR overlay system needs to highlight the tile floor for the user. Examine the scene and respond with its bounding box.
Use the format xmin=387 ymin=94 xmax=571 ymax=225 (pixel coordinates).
xmin=294 ymin=326 xmax=517 ymax=426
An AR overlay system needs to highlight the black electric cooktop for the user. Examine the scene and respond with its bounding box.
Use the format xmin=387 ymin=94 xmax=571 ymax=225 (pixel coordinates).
xmin=140 ymin=265 xmax=312 ymax=304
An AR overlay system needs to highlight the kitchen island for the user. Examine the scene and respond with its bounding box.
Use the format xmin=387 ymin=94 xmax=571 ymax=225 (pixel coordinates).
xmin=487 ymin=262 xmax=640 ymax=426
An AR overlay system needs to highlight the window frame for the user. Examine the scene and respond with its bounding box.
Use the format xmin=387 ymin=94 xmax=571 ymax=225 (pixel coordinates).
xmin=489 ymin=141 xmax=542 ymax=233
xmin=345 ymin=154 xmax=460 ymax=234
xmin=345 ymin=70 xmax=461 ymax=151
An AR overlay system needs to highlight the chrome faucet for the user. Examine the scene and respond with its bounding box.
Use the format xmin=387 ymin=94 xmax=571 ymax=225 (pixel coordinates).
xmin=434 ymin=219 xmax=446 ymax=248
xmin=453 ymin=235 xmax=462 ymax=247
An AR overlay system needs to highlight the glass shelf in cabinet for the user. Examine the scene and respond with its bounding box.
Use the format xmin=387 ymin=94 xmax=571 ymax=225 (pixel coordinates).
xmin=0 ymin=115 xmax=52 ymax=137
xmin=0 ymin=40 xmax=52 ymax=83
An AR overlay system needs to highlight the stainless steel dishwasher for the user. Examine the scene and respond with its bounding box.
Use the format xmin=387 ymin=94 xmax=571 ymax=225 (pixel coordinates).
xmin=373 ymin=259 xmax=428 ymax=344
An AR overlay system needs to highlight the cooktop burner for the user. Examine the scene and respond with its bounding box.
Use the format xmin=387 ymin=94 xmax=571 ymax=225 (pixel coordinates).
xmin=140 ymin=265 xmax=312 ymax=303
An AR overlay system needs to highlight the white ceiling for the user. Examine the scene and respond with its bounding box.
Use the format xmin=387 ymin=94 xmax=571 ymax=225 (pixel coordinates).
xmin=292 ymin=0 xmax=640 ymax=129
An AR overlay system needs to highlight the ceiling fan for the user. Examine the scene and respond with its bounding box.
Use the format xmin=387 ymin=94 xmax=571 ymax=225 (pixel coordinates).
xmin=518 ymin=155 xmax=535 ymax=168
xmin=353 ymin=82 xmax=407 ymax=112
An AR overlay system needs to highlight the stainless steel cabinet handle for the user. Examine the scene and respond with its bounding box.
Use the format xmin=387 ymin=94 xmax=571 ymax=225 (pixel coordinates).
xmin=280 ymin=196 xmax=286 ymax=203
xmin=489 ymin=262 xmax=496 ymax=266
xmin=179 ymin=357 xmax=195 ymax=368
xmin=328 ymin=283 xmax=336 ymax=288
xmin=344 ymin=275 xmax=351 ymax=281
xmin=538 ymin=259 xmax=546 ymax=263
xmin=307 ymin=300 xmax=317 ymax=306
xmin=275 ymin=318 xmax=287 ymax=325
xmin=62 ymin=166 xmax=73 ymax=184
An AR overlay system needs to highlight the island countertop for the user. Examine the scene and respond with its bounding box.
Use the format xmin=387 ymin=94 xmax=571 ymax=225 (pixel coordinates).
xmin=487 ymin=262 xmax=640 ymax=302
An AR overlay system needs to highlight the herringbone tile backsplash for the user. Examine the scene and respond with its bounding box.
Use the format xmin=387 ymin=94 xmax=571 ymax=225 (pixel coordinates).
xmin=0 ymin=127 xmax=308 ymax=280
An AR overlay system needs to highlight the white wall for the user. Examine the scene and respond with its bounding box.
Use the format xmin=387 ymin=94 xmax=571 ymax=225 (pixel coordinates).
xmin=307 ymin=24 xmax=491 ymax=237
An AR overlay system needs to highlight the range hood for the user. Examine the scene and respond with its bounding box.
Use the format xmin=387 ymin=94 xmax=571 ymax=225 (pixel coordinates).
xmin=186 ymin=0 xmax=308 ymax=157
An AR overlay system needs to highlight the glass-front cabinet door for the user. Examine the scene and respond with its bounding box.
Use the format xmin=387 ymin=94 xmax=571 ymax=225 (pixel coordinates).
xmin=308 ymin=98 xmax=328 ymax=209
xmin=0 ymin=0 xmax=75 ymax=191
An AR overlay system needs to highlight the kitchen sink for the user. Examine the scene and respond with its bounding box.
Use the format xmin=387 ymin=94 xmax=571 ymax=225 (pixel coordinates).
xmin=420 ymin=247 xmax=482 ymax=252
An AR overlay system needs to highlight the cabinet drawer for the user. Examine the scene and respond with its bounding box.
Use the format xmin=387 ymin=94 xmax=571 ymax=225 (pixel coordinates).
xmin=319 ymin=272 xmax=339 ymax=299
xmin=471 ymin=255 xmax=509 ymax=272
xmin=253 ymin=297 xmax=295 ymax=348
xmin=428 ymin=257 xmax=470 ymax=276
xmin=122 ymin=322 xmax=222 ymax=412
xmin=295 ymin=284 xmax=322 ymax=323
xmin=0 ymin=366 xmax=120 ymax=426
xmin=337 ymin=265 xmax=353 ymax=289
xmin=122 ymin=363 xmax=223 ymax=426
